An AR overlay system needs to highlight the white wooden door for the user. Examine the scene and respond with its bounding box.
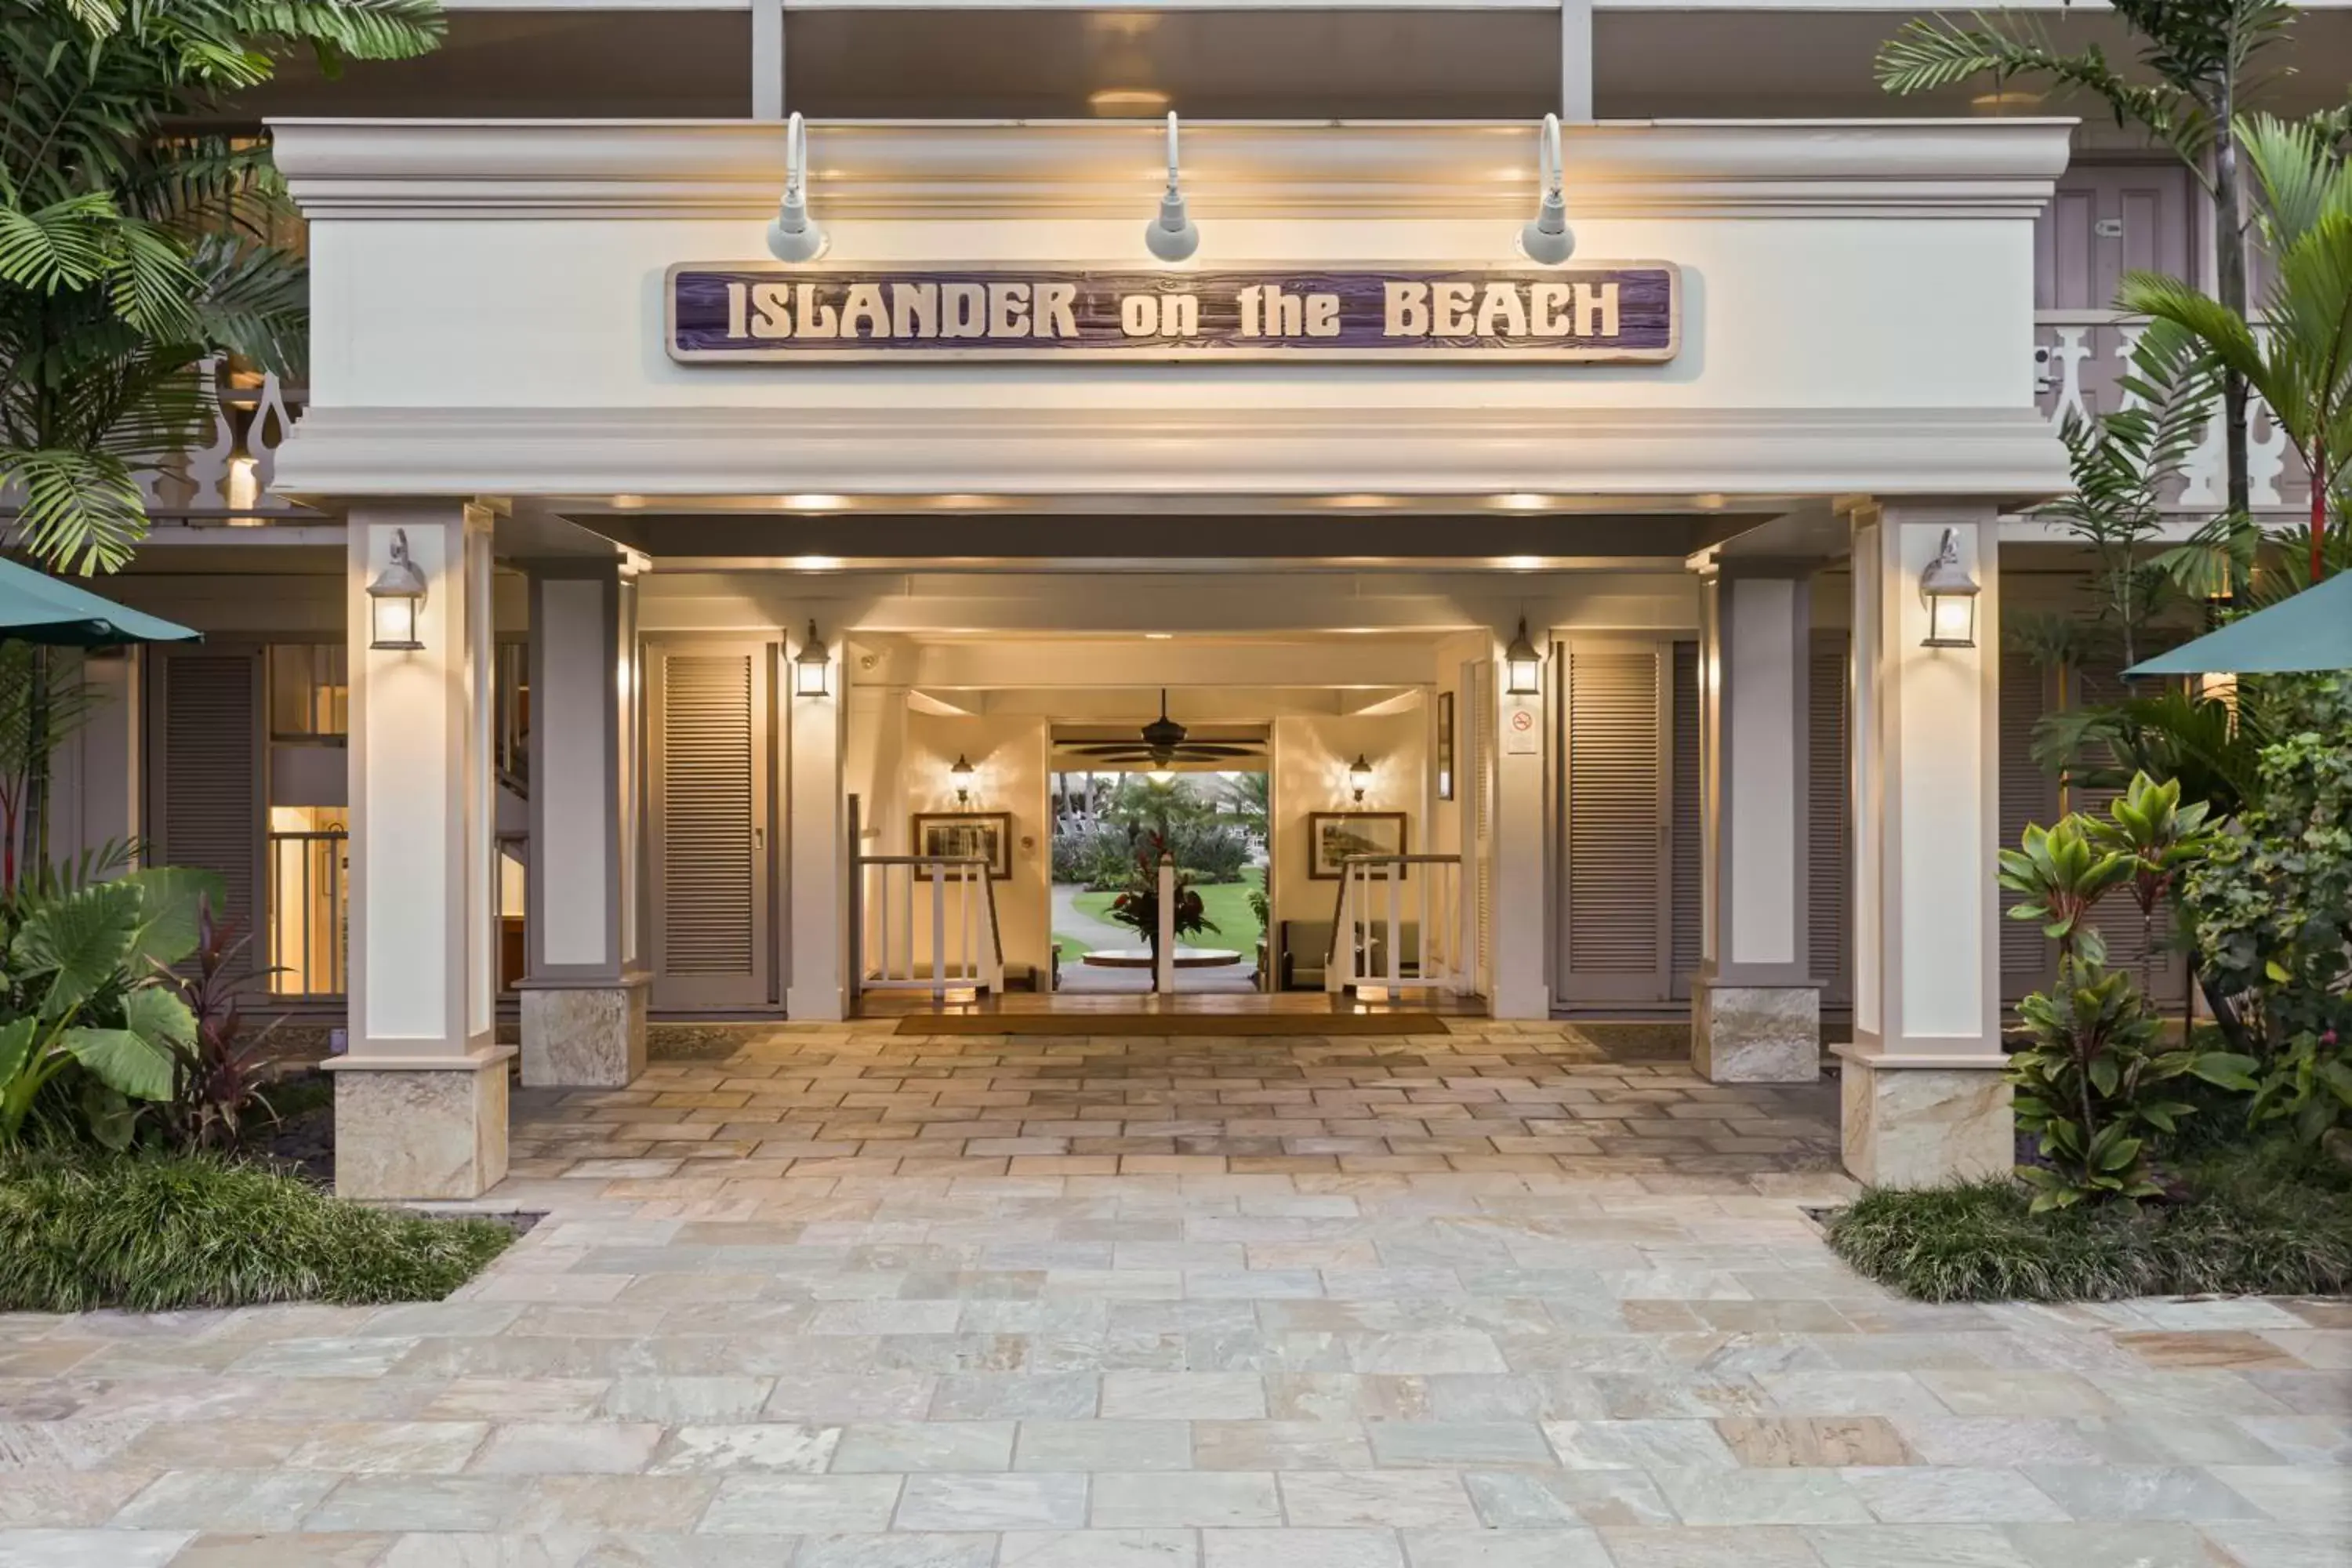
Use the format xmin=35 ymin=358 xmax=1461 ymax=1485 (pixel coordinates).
xmin=648 ymin=641 xmax=773 ymax=1011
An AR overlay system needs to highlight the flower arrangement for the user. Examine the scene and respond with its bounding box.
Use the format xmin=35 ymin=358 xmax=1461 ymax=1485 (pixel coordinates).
xmin=1106 ymin=834 xmax=1218 ymax=957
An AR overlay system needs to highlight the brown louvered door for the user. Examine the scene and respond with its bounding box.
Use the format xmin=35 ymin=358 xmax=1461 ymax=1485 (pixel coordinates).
xmin=2000 ymin=650 xmax=2061 ymax=1003
xmin=147 ymin=647 xmax=264 ymax=970
xmin=648 ymin=642 xmax=771 ymax=1011
xmin=1808 ymin=630 xmax=1853 ymax=1007
xmin=1466 ymin=659 xmax=1496 ymax=1000
xmin=1668 ymin=641 xmax=1703 ymax=1000
xmin=1556 ymin=638 xmax=1671 ymax=1004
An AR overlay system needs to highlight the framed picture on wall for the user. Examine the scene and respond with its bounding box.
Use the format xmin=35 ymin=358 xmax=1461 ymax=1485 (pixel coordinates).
xmin=1436 ymin=690 xmax=1456 ymax=801
xmin=1307 ymin=811 xmax=1409 ymax=880
xmin=911 ymin=811 xmax=1014 ymax=880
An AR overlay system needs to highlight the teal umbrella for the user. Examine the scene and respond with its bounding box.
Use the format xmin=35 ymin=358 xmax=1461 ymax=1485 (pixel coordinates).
xmin=0 ymin=557 xmax=198 ymax=648
xmin=2125 ymin=573 xmax=2352 ymax=677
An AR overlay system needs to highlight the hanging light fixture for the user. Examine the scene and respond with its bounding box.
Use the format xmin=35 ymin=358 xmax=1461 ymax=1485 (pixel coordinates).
xmin=950 ymin=753 xmax=975 ymax=806
xmin=1517 ymin=114 xmax=1573 ymax=266
xmin=767 ymin=111 xmax=829 ymax=263
xmin=1504 ymin=618 xmax=1544 ymax=696
xmin=1143 ymin=111 xmax=1200 ymax=263
xmin=365 ymin=528 xmax=428 ymax=651
xmin=1348 ymin=753 xmax=1373 ymax=804
xmin=793 ymin=619 xmax=833 ymax=696
xmin=1918 ymin=527 xmax=1982 ymax=648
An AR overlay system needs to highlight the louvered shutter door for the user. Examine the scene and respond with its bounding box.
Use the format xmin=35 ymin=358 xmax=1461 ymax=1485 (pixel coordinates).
xmin=2000 ymin=651 xmax=2060 ymax=1002
xmin=1808 ymin=630 xmax=1852 ymax=1006
xmin=1559 ymin=640 xmax=1670 ymax=1002
xmin=152 ymin=651 xmax=262 ymax=970
xmin=1668 ymin=641 xmax=1703 ymax=999
xmin=649 ymin=644 xmax=771 ymax=1010
xmin=2071 ymin=669 xmax=2188 ymax=1006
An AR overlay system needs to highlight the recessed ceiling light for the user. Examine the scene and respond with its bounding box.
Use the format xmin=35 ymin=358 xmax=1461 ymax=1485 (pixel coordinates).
xmin=781 ymin=494 xmax=850 ymax=511
xmin=791 ymin=555 xmax=844 ymax=572
xmin=1091 ymin=87 xmax=1171 ymax=116
xmin=1493 ymin=493 xmax=1550 ymax=511
xmin=1145 ymin=633 xmax=1174 ymax=640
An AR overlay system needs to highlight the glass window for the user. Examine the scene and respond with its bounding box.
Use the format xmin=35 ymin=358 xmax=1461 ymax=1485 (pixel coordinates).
xmin=267 ymin=644 xmax=347 ymax=740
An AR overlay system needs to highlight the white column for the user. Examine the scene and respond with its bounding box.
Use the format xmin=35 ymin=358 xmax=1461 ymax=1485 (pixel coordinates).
xmin=1490 ymin=628 xmax=1550 ymax=1019
xmin=516 ymin=559 xmax=648 ymax=1087
xmin=329 ymin=502 xmax=511 ymax=1200
xmin=1839 ymin=503 xmax=2012 ymax=1186
xmin=1691 ymin=562 xmax=1820 ymax=1082
xmin=786 ymin=623 xmax=847 ymax=1021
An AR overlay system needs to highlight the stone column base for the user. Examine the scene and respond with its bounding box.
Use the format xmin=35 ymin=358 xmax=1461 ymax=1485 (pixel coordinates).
xmin=328 ymin=1048 xmax=514 ymax=1200
xmin=1836 ymin=1047 xmax=2013 ymax=1189
xmin=1692 ymin=981 xmax=1820 ymax=1083
xmin=518 ymin=978 xmax=648 ymax=1088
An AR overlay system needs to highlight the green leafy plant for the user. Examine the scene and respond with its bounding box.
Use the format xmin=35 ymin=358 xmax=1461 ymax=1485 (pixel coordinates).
xmin=2182 ymin=676 xmax=2352 ymax=1139
xmin=2 ymin=0 xmax=442 ymax=573
xmin=2121 ymin=114 xmax=2352 ymax=583
xmin=2085 ymin=771 xmax=2221 ymax=1008
xmin=1876 ymin=0 xmax=2297 ymax=522
xmin=1105 ymin=835 xmax=1217 ymax=956
xmin=0 ymin=1149 xmax=511 ymax=1310
xmin=0 ymin=866 xmax=216 ymax=1147
xmin=2010 ymin=958 xmax=2258 ymax=1210
xmin=1997 ymin=815 xmax=2134 ymax=965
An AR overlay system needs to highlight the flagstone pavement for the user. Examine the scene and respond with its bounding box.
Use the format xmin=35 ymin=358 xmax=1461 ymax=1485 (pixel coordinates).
xmin=0 ymin=1019 xmax=2345 ymax=1566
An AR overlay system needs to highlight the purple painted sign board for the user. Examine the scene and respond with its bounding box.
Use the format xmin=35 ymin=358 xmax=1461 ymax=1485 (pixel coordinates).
xmin=666 ymin=263 xmax=1679 ymax=364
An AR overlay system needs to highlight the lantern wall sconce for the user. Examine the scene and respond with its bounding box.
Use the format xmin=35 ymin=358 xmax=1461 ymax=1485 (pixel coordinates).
xmin=793 ymin=620 xmax=833 ymax=697
xmin=1918 ymin=528 xmax=1981 ymax=648
xmin=950 ymin=753 xmax=975 ymax=806
xmin=366 ymin=528 xmax=428 ymax=651
xmin=1348 ymin=753 xmax=1374 ymax=804
xmin=1504 ymin=618 xmax=1544 ymax=696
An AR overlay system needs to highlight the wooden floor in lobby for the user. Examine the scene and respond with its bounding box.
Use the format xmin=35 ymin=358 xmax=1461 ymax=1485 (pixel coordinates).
xmin=852 ymin=989 xmax=1490 ymax=1019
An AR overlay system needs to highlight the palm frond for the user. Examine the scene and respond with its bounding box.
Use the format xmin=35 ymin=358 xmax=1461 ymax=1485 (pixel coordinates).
xmin=0 ymin=446 xmax=149 ymax=574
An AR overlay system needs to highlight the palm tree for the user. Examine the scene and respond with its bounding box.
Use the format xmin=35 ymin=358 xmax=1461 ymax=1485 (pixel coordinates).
xmin=2 ymin=0 xmax=443 ymax=575
xmin=2121 ymin=115 xmax=2352 ymax=586
xmin=1876 ymin=0 xmax=2299 ymax=524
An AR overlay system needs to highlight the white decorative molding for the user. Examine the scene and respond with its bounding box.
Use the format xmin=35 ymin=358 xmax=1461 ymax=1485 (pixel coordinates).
xmin=270 ymin=118 xmax=2078 ymax=223
xmin=274 ymin=404 xmax=2067 ymax=503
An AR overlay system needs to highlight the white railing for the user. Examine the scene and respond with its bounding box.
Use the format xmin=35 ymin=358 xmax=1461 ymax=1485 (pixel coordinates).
xmin=852 ymin=853 xmax=1004 ymax=998
xmin=2032 ymin=310 xmax=2307 ymax=515
xmin=137 ymin=355 xmax=314 ymax=521
xmin=1325 ymin=853 xmax=1471 ymax=996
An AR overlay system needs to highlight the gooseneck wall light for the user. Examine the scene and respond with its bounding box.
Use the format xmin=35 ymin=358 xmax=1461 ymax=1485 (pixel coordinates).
xmin=365 ymin=528 xmax=428 ymax=651
xmin=1144 ymin=111 xmax=1201 ymax=263
xmin=794 ymin=620 xmax=833 ymax=697
xmin=1918 ymin=528 xmax=1982 ymax=648
xmin=1518 ymin=114 xmax=1573 ymax=266
xmin=1504 ymin=618 xmax=1544 ymax=696
xmin=767 ymin=112 xmax=829 ymax=263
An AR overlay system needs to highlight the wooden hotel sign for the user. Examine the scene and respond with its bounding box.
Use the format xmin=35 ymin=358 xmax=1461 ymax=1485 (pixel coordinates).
xmin=666 ymin=264 xmax=1679 ymax=363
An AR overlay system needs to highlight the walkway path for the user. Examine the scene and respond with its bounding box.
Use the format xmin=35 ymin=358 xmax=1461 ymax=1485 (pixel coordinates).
xmin=0 ymin=1020 xmax=2340 ymax=1565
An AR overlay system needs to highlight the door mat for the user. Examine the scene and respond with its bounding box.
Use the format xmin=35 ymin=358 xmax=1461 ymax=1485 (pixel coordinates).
xmin=893 ymin=1013 xmax=1451 ymax=1037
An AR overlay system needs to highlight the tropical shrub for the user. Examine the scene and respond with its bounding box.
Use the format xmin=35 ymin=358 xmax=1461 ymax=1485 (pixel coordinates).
xmin=2084 ymin=772 xmax=2220 ymax=1005
xmin=1164 ymin=818 xmax=1250 ymax=884
xmin=164 ymin=898 xmax=286 ymax=1150
xmin=2181 ymin=676 xmax=2352 ymax=1140
xmin=1998 ymin=815 xmax=2134 ymax=965
xmin=2009 ymin=958 xmax=2256 ymax=1210
xmin=1105 ymin=836 xmax=1216 ymax=955
xmin=0 ymin=866 xmax=216 ymax=1148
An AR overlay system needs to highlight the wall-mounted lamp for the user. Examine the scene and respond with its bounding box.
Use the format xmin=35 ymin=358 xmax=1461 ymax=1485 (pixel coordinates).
xmin=793 ymin=619 xmax=833 ymax=696
xmin=1144 ymin=111 xmax=1200 ymax=263
xmin=767 ymin=111 xmax=829 ymax=263
xmin=1348 ymin=753 xmax=1374 ymax=804
xmin=1919 ymin=527 xmax=1981 ymax=648
xmin=365 ymin=528 xmax=427 ymax=651
xmin=1517 ymin=114 xmax=1573 ymax=266
xmin=950 ymin=753 xmax=975 ymax=807
xmin=1504 ymin=618 xmax=1544 ymax=696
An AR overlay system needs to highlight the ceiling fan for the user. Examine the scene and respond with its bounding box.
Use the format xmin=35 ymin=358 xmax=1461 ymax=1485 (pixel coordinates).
xmin=1062 ymin=691 xmax=1262 ymax=768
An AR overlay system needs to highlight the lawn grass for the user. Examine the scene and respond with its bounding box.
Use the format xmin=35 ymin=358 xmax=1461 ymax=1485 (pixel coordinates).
xmin=0 ymin=1151 xmax=514 ymax=1312
xmin=1825 ymin=1134 xmax=2352 ymax=1302
xmin=1058 ymin=869 xmax=1265 ymax=965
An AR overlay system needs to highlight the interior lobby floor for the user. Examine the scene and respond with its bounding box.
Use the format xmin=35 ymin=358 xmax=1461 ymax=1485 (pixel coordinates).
xmin=0 ymin=1021 xmax=2338 ymax=1566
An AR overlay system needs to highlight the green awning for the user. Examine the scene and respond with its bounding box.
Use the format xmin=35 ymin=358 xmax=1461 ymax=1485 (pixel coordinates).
xmin=0 ymin=557 xmax=200 ymax=648
xmin=2125 ymin=573 xmax=2352 ymax=677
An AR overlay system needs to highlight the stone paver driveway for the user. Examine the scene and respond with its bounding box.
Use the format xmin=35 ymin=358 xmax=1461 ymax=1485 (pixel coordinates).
xmin=0 ymin=1021 xmax=2344 ymax=1566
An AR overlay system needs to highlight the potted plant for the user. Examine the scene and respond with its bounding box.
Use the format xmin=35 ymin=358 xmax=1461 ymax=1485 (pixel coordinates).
xmin=1105 ymin=835 xmax=1217 ymax=960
